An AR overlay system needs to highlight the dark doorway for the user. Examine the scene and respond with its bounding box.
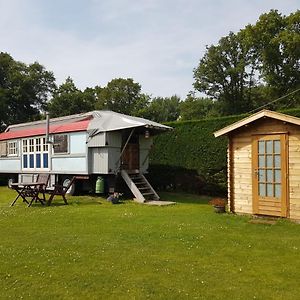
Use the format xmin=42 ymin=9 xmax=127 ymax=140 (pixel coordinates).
xmin=121 ymin=132 xmax=139 ymax=171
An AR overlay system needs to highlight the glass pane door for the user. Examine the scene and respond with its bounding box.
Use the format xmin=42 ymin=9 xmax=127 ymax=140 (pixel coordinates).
xmin=257 ymin=139 xmax=281 ymax=199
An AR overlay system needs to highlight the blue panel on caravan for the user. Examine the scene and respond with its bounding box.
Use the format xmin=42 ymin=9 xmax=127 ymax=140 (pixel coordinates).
xmin=23 ymin=155 xmax=28 ymax=168
xmin=29 ymin=154 xmax=34 ymax=168
xmin=36 ymin=154 xmax=41 ymax=168
xmin=43 ymin=153 xmax=48 ymax=168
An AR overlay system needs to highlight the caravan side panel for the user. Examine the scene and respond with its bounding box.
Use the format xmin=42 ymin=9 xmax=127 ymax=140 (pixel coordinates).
xmin=51 ymin=132 xmax=88 ymax=174
xmin=90 ymin=148 xmax=108 ymax=173
xmin=87 ymin=133 xmax=106 ymax=147
xmin=70 ymin=132 xmax=87 ymax=153
xmin=52 ymin=157 xmax=87 ymax=173
xmin=106 ymin=132 xmax=122 ymax=147
xmin=0 ymin=158 xmax=21 ymax=173
xmin=108 ymin=147 xmax=121 ymax=173
xmin=88 ymin=132 xmax=122 ymax=174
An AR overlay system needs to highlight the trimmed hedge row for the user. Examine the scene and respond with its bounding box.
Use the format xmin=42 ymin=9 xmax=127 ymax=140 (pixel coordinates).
xmin=149 ymin=108 xmax=300 ymax=195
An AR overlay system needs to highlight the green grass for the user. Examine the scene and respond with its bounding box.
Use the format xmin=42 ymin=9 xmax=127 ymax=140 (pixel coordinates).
xmin=0 ymin=187 xmax=300 ymax=299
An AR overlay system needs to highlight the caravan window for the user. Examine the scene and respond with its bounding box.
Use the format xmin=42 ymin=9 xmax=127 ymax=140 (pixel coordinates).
xmin=0 ymin=141 xmax=7 ymax=157
xmin=53 ymin=134 xmax=68 ymax=154
xmin=8 ymin=141 xmax=18 ymax=156
xmin=22 ymin=137 xmax=49 ymax=170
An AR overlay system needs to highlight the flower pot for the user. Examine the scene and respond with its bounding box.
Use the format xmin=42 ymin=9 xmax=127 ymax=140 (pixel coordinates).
xmin=214 ymin=205 xmax=226 ymax=213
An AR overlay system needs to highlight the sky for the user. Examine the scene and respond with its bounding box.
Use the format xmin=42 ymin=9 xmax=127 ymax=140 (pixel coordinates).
xmin=0 ymin=0 xmax=298 ymax=98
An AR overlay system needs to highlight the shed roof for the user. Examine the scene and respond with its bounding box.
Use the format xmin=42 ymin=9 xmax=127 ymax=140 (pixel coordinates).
xmin=214 ymin=110 xmax=300 ymax=137
xmin=0 ymin=111 xmax=171 ymax=141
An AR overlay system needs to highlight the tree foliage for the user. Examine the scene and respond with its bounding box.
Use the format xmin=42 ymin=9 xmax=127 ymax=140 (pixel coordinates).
xmin=193 ymin=9 xmax=300 ymax=115
xmin=139 ymin=95 xmax=181 ymax=122
xmin=194 ymin=32 xmax=255 ymax=115
xmin=0 ymin=52 xmax=55 ymax=129
xmin=179 ymin=95 xmax=220 ymax=120
xmin=246 ymin=10 xmax=300 ymax=109
xmin=95 ymin=78 xmax=147 ymax=115
xmin=47 ymin=77 xmax=96 ymax=117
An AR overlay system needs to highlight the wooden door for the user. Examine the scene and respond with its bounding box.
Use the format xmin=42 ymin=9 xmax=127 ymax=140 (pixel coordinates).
xmin=122 ymin=144 xmax=139 ymax=171
xmin=252 ymin=134 xmax=288 ymax=217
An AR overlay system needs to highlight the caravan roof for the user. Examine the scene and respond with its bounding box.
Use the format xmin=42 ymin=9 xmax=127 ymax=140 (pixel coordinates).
xmin=0 ymin=111 xmax=171 ymax=141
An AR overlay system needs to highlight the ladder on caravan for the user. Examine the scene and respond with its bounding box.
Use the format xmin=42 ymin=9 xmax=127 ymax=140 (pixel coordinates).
xmin=121 ymin=170 xmax=160 ymax=203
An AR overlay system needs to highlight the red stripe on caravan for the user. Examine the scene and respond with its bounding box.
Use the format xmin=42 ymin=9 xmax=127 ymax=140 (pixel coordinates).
xmin=0 ymin=120 xmax=90 ymax=141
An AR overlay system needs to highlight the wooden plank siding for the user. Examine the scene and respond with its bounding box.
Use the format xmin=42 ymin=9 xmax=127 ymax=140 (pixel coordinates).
xmin=228 ymin=118 xmax=300 ymax=220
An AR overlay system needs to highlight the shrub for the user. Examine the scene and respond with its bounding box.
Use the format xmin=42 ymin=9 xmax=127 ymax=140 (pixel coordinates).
xmin=146 ymin=164 xmax=205 ymax=194
xmin=208 ymin=198 xmax=227 ymax=207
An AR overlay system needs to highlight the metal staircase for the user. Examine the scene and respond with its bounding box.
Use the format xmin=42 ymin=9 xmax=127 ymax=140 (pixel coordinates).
xmin=121 ymin=170 xmax=160 ymax=203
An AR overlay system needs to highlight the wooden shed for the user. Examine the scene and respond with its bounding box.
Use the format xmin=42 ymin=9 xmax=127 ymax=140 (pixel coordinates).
xmin=214 ymin=109 xmax=300 ymax=220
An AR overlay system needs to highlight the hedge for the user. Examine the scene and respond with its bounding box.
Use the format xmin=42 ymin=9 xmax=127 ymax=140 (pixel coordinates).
xmin=149 ymin=108 xmax=300 ymax=195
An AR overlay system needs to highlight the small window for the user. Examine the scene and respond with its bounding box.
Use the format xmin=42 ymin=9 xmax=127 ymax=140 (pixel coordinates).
xmin=43 ymin=138 xmax=48 ymax=152
xmin=36 ymin=138 xmax=41 ymax=152
xmin=23 ymin=140 xmax=28 ymax=153
xmin=8 ymin=141 xmax=18 ymax=156
xmin=29 ymin=139 xmax=34 ymax=152
xmin=0 ymin=141 xmax=7 ymax=157
xmin=53 ymin=134 xmax=68 ymax=154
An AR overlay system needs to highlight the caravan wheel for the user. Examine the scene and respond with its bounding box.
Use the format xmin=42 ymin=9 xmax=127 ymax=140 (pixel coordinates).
xmin=62 ymin=177 xmax=76 ymax=195
xmin=8 ymin=178 xmax=15 ymax=189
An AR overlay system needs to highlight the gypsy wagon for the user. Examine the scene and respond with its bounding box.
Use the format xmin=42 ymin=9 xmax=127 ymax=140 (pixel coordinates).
xmin=0 ymin=111 xmax=171 ymax=202
xmin=214 ymin=109 xmax=300 ymax=220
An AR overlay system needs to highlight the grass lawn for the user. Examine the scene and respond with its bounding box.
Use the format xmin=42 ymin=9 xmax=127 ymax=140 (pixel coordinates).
xmin=0 ymin=187 xmax=300 ymax=299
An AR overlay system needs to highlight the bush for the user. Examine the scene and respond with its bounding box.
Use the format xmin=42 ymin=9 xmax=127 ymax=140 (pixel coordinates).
xmin=146 ymin=164 xmax=205 ymax=194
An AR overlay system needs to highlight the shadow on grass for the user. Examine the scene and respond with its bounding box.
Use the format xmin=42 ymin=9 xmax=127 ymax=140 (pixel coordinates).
xmin=158 ymin=191 xmax=211 ymax=205
xmin=26 ymin=192 xmax=211 ymax=207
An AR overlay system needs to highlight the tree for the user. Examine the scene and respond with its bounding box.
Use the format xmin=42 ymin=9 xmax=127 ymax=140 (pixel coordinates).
xmin=0 ymin=52 xmax=56 ymax=128
xmin=179 ymin=95 xmax=220 ymax=120
xmin=138 ymin=95 xmax=181 ymax=122
xmin=47 ymin=77 xmax=97 ymax=117
xmin=193 ymin=32 xmax=255 ymax=115
xmin=95 ymin=78 xmax=147 ymax=115
xmin=244 ymin=10 xmax=300 ymax=108
xmin=193 ymin=9 xmax=300 ymax=115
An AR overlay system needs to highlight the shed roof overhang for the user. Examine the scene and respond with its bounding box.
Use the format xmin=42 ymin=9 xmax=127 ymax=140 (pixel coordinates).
xmin=214 ymin=109 xmax=300 ymax=138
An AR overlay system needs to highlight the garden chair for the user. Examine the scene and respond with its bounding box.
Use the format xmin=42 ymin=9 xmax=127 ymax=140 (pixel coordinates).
xmin=46 ymin=176 xmax=76 ymax=206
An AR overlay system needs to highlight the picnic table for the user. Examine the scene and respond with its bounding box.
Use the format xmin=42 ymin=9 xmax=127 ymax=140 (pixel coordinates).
xmin=10 ymin=182 xmax=46 ymax=207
